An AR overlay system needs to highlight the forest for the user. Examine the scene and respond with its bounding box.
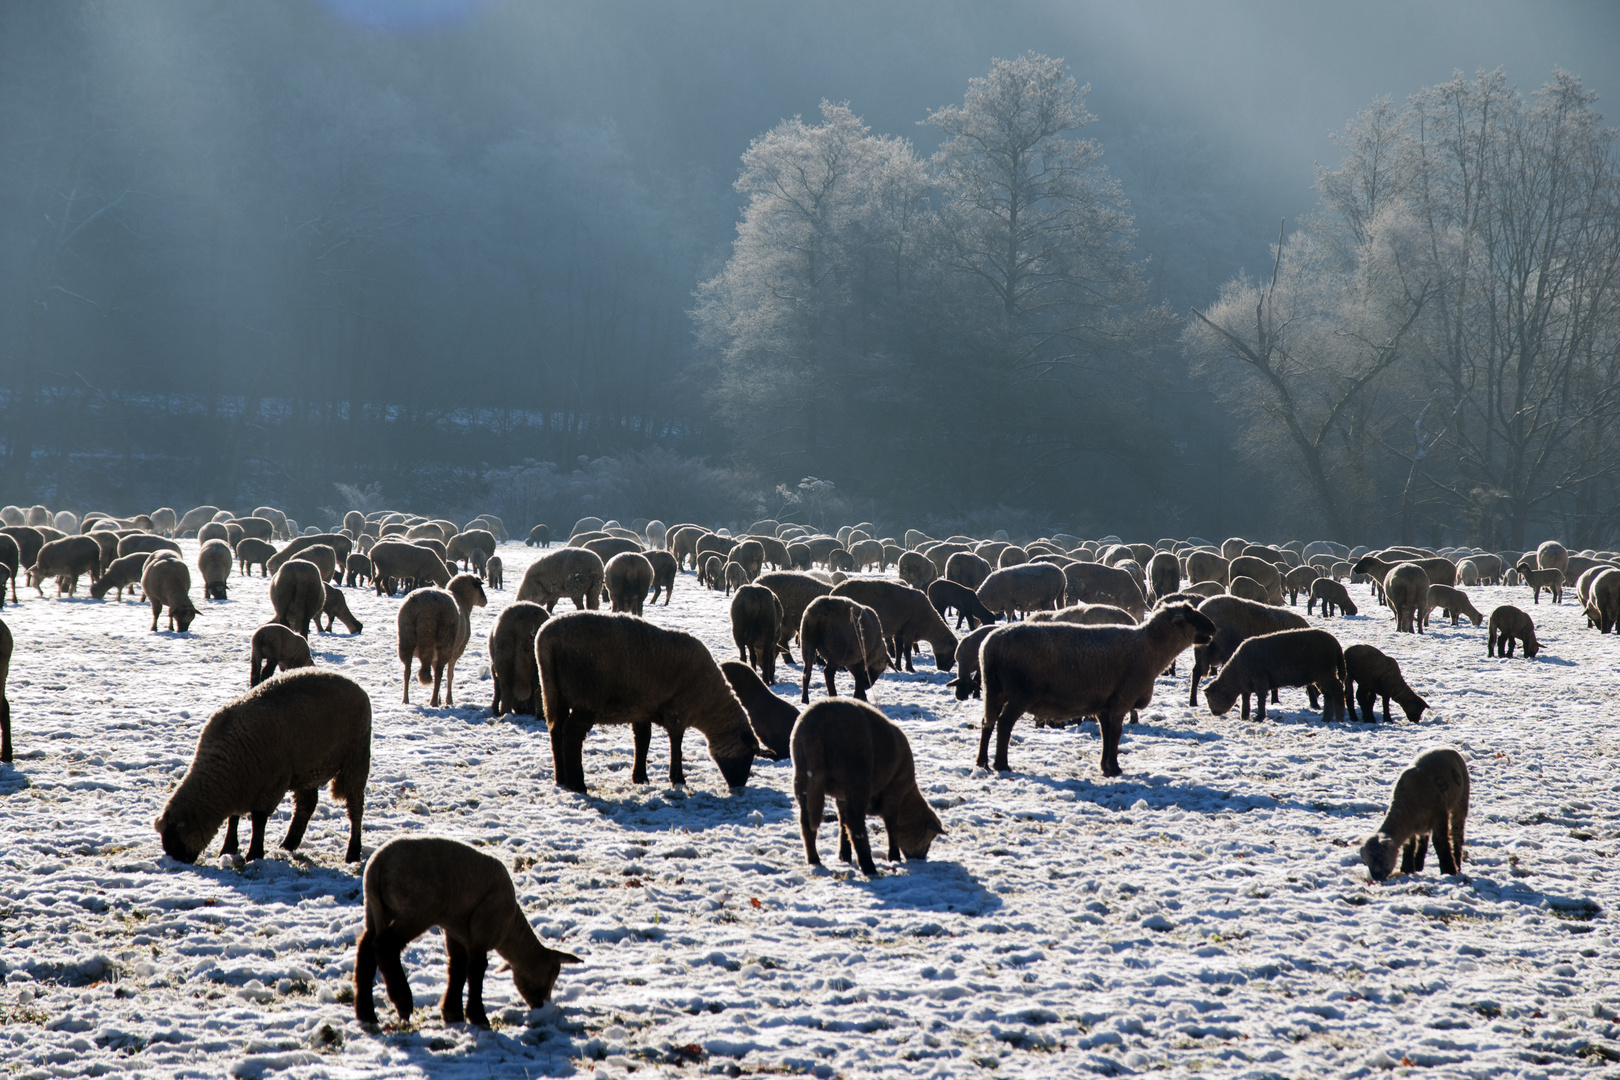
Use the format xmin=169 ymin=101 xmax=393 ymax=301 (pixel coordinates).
xmin=2 ymin=1 xmax=1617 ymax=547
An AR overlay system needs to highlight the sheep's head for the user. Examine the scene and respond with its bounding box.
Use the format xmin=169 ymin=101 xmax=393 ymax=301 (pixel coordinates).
xmin=1359 ymin=832 xmax=1401 ymax=882
xmin=154 ymin=807 xmax=220 ymax=864
xmin=1341 ymin=597 xmax=1359 ymax=616
xmin=1400 ymin=694 xmax=1429 ymax=723
xmin=898 ymin=803 xmax=946 ymax=862
xmin=513 ymin=946 xmax=582 ymax=1007
xmin=1351 ymin=555 xmax=1378 ymax=576
xmin=1521 ymin=634 xmax=1540 ymax=658
xmin=947 ymin=673 xmax=980 ymax=701
xmin=172 ymin=600 xmax=199 ymax=632
xmin=1203 ymin=679 xmax=1238 ymax=717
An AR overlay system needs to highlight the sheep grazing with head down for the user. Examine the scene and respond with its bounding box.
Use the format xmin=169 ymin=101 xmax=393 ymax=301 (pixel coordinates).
xmin=979 ymin=603 xmax=1215 ymax=776
xmin=345 ymin=553 xmax=372 ymax=588
xmin=798 ymin=595 xmax=889 ymax=704
xmin=198 ymin=538 xmax=233 ymax=600
xmin=944 ymin=624 xmax=997 ymax=701
xmin=756 ymin=571 xmax=833 ymax=661
xmin=1187 ymin=595 xmax=1309 ymax=705
xmin=535 ymin=611 xmax=758 ymax=794
xmin=320 ymin=587 xmax=363 ymax=635
xmin=1382 ymin=563 xmax=1431 ymax=634
xmin=1203 ymin=628 xmax=1348 ymax=722
xmin=730 ymin=583 xmax=784 ymax=685
xmin=516 ymin=547 xmax=604 ymax=613
xmin=142 ymin=554 xmax=198 ymax=632
xmin=791 ymin=698 xmax=944 ymax=876
xmin=488 ymin=601 xmax=549 ymax=716
xmin=1423 ymin=584 xmax=1483 ymax=627
xmin=355 ymin=836 xmax=582 ymax=1028
xmin=1487 ymin=605 xmax=1540 ymax=658
xmin=604 ymin=551 xmax=654 ymax=615
xmin=27 ymin=535 xmax=101 ymax=597
xmin=397 ymin=573 xmax=487 ymax=707
xmin=832 ymin=579 xmax=958 ymax=673
xmin=1306 ymin=577 xmax=1358 ymax=617
xmin=897 ymin=550 xmax=937 ymax=589
xmin=485 ymin=555 xmax=502 ymax=590
xmin=1343 ymin=644 xmax=1427 ymax=723
xmin=1360 ymin=747 xmax=1469 ymax=881
xmin=976 ymin=562 xmax=1066 ymax=621
xmin=90 ymin=552 xmax=150 ymax=602
xmin=927 ymin=578 xmax=997 ymax=631
xmin=369 ymin=540 xmax=452 ymax=596
xmin=720 ymin=660 xmax=798 ymax=759
xmin=249 ymin=623 xmax=314 ymax=687
xmin=154 ymin=669 xmax=370 ymax=863
xmin=271 ymin=560 xmax=326 ymax=640
xmin=646 ymin=550 xmax=677 ymax=606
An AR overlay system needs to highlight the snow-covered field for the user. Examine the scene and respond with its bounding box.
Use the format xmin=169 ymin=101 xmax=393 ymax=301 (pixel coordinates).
xmin=1 ymin=540 xmax=1617 ymax=1080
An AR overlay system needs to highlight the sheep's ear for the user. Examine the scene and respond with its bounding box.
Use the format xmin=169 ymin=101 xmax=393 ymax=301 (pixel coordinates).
xmin=553 ymin=950 xmax=583 ymax=965
xmin=153 ymin=814 xmax=167 ymax=831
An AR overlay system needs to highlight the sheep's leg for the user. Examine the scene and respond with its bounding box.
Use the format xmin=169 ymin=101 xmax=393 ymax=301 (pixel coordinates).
xmin=464 ymin=948 xmax=490 ymax=1027
xmin=444 ymin=660 xmax=457 ymax=708
xmin=1256 ymin=686 xmax=1267 ymax=722
xmin=1098 ymin=711 xmax=1126 ymax=778
xmin=824 ymin=663 xmax=839 ymax=699
xmin=1450 ymin=815 xmax=1466 ymax=870
xmin=797 ymin=785 xmax=824 ymax=866
xmin=430 ymin=662 xmax=445 ymax=708
xmin=220 ymin=816 xmax=241 ymax=856
xmin=377 ymin=935 xmax=415 ymax=1022
xmin=150 ymin=598 xmax=161 ymax=632
xmin=800 ymin=654 xmax=816 ymax=704
xmin=441 ymin=936 xmax=468 ymax=1024
xmin=1306 ymin=684 xmax=1320 ymax=710
xmin=354 ymin=929 xmax=381 ymax=1024
xmin=245 ymin=809 xmax=270 ymax=862
xmin=992 ymin=702 xmax=1021 ymax=773
xmin=281 ymin=788 xmax=318 ymax=852
xmin=401 ymin=658 xmax=412 ymax=704
xmin=1189 ymin=649 xmax=1207 ymax=706
xmin=1240 ymin=693 xmax=1250 ymax=721
xmin=838 ymin=794 xmax=878 ymax=875
xmin=852 ymin=664 xmax=871 ymax=702
xmin=1431 ymin=818 xmax=1459 ymax=876
xmin=899 ymin=634 xmax=916 ymax=674
xmin=344 ymin=792 xmax=365 ymax=862
xmin=631 ymin=722 xmax=651 ymax=784
xmin=1412 ymin=834 xmax=1430 ymax=872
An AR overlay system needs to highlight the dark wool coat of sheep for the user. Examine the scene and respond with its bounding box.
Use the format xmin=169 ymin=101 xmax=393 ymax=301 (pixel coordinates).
xmin=1360 ymin=747 xmax=1469 ymax=881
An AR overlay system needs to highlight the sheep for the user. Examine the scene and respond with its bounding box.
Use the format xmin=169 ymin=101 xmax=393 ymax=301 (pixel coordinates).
xmin=117 ymin=533 xmax=181 ymax=560
xmin=1306 ymin=577 xmax=1358 ymax=617
xmin=154 ymin=669 xmax=370 ymax=863
xmin=1588 ymin=568 xmax=1620 ymax=633
xmin=1283 ymin=564 xmax=1320 ymax=605
xmin=1147 ymin=551 xmax=1180 ymax=603
xmin=27 ymin=535 xmax=101 ymax=596
xmin=731 ymin=583 xmax=784 ymax=684
xmin=487 ymin=602 xmax=549 ymax=716
xmin=645 ymin=520 xmax=668 ymax=550
xmin=149 ymin=507 xmax=177 ymax=536
xmin=997 ymin=545 xmax=1029 ymax=569
xmin=236 ymin=537 xmax=276 ymax=578
xmin=142 ymin=555 xmax=198 ymax=632
xmin=977 ymin=563 xmax=1066 ymax=621
xmin=1202 ymin=628 xmax=1348 ymax=722
xmin=1458 ymin=559 xmax=1481 ymax=587
xmin=756 ymin=571 xmax=834 ymax=661
xmin=413 ymin=538 xmax=450 ymax=565
xmin=927 ymin=578 xmax=998 ymax=631
xmin=720 ymin=660 xmax=797 ymax=759
xmin=1359 ymin=747 xmax=1469 ymax=881
xmin=944 ymin=550 xmax=993 ymax=590
xmin=1487 ymin=605 xmax=1540 ymax=658
xmin=448 ymin=531 xmax=499 ymax=568
xmin=1514 ymin=562 xmax=1564 ymax=605
xmin=234 ymin=516 xmax=275 ymax=542
xmin=1227 ymin=556 xmax=1283 ymax=604
xmin=321 ymin=587 xmax=363 ymax=635
xmin=791 ymin=699 xmax=944 ymax=876
xmin=176 ymin=505 xmax=221 ymax=537
xmin=1535 ymin=540 xmax=1569 ymax=577
xmin=1424 ymin=583 xmax=1484 ymax=627
xmin=1185 ymin=550 xmax=1229 ymax=586
xmin=535 ymin=611 xmax=758 ymax=793
xmin=354 ymin=836 xmax=582 ymax=1028
xmin=345 ymin=553 xmax=372 ymax=588
xmin=0 ymin=527 xmax=45 ymax=579
xmin=526 ymin=524 xmax=551 ymax=548
xmin=828 ymin=546 xmax=855 ymax=573
xmin=89 ymin=551 xmax=150 ymax=601
xmin=646 ymin=550 xmax=677 ymax=606
xmin=397 ymin=573 xmax=487 ymax=707
xmin=1186 ymin=595 xmax=1309 ymax=705
xmin=368 ymin=540 xmax=453 ymax=596
xmin=1060 ymin=561 xmax=1145 ymax=618
xmin=1384 ymin=563 xmax=1431 ymax=634
xmin=604 ymin=552 xmax=655 ymax=616
xmin=271 ymin=560 xmax=326 ymax=639
xmin=1027 ymin=602 xmax=1136 ymax=626
xmin=515 ymin=547 xmax=605 ymax=613
xmin=0 ymin=537 xmax=15 ymax=609
xmin=0 ymin=617 xmax=10 ymax=762
xmin=266 ymin=533 xmax=354 ymax=580
xmin=943 ymin=624 xmax=998 ymax=701
xmin=897 ymin=550 xmax=937 ymax=589
xmin=1227 ymin=575 xmax=1272 ymax=605
xmin=832 ymin=579 xmax=958 ymax=673
xmin=198 ymin=539 xmax=233 ymax=600
xmin=724 ymin=559 xmax=749 ymax=595
xmin=1180 ymin=580 xmax=1226 ymax=598
xmin=1353 ymin=553 xmax=1457 ymax=592
xmin=1343 ymin=644 xmax=1427 ymax=723
xmin=798 ymin=595 xmax=889 ymax=704
xmin=485 ymin=555 xmax=503 ymax=590
xmin=251 ymin=506 xmax=290 ymax=540
xmin=979 ymin=603 xmax=1215 ymax=776
xmin=249 ymin=624 xmax=314 ymax=687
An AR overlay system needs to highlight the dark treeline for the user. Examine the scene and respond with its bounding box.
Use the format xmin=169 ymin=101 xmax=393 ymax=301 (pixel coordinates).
xmin=2 ymin=2 xmax=1616 ymax=546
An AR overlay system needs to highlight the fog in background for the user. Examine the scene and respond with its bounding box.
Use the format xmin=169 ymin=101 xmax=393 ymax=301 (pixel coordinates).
xmin=3 ymin=1 xmax=1616 ymax=543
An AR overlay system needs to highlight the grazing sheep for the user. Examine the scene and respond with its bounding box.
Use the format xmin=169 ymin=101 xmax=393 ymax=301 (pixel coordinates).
xmin=117 ymin=533 xmax=181 ymax=560
xmin=236 ymin=537 xmax=277 ymax=578
xmin=197 ymin=523 xmax=230 ymax=547
xmin=1535 ymin=540 xmax=1569 ymax=577
xmin=1487 ymin=605 xmax=1540 ymax=658
xmin=1360 ymin=748 xmax=1469 ymax=881
xmin=1227 ymin=575 xmax=1272 ymax=605
xmin=345 ymin=553 xmax=373 ymax=588
xmin=535 ymin=611 xmax=758 ymax=793
xmin=249 ymin=624 xmax=314 ymax=686
xmin=756 ymin=571 xmax=834 ymax=660
xmin=447 ymin=531 xmax=499 ymax=571
xmin=897 ymin=550 xmax=937 ymax=589
xmin=721 ymin=660 xmax=797 ymax=759
xmin=397 ymin=573 xmax=487 ymax=707
xmin=1306 ymin=577 xmax=1358 ymax=617
xmin=1353 ymin=553 xmax=1458 ymax=592
xmin=485 ymin=555 xmax=502 ymax=590
xmin=198 ymin=539 xmax=233 ymax=600
xmin=234 ymin=517 xmax=275 ymax=542
xmin=1147 ymin=551 xmax=1180 ymax=603
xmin=321 ymin=587 xmax=363 ymax=635
xmin=1187 ymin=595 xmax=1309 ymax=705
xmin=1186 ymin=550 xmax=1229 ymax=586
xmin=142 ymin=555 xmax=198 ymax=632
xmin=977 ymin=563 xmax=1066 ymax=621
xmin=150 ymin=507 xmax=178 ymax=536
xmin=792 ymin=699 xmax=943 ymax=876
xmin=724 ymin=560 xmax=749 ymax=595
xmin=1424 ymin=584 xmax=1484 ymax=627
xmin=798 ymin=595 xmax=889 ymax=704
xmin=27 ymin=535 xmax=101 ymax=596
xmin=997 ymin=545 xmax=1029 ymax=569
xmin=944 ymin=624 xmax=998 ymax=701
xmin=927 ymin=578 xmax=998 ymax=631
xmin=1060 ymin=561 xmax=1145 ymax=618
xmin=1343 ymin=644 xmax=1427 ymax=723
xmin=271 ymin=560 xmax=326 ymax=639
xmin=645 ymin=520 xmax=668 ymax=550
xmin=176 ymin=505 xmax=221 ymax=537
xmin=85 ymin=530 xmax=120 ymax=575
xmin=1514 ymin=561 xmax=1564 ymax=605
xmin=154 ymin=669 xmax=370 ymax=863
xmin=1283 ymin=564 xmax=1320 ymax=605
xmin=0 ymin=527 xmax=44 ymax=582
xmin=944 ymin=550 xmax=993 ymax=590
xmin=1027 ymin=602 xmax=1136 ymax=626
xmin=832 ymin=579 xmax=958 ymax=673
xmin=731 ymin=584 xmax=784 ymax=684
xmin=1228 ymin=556 xmax=1284 ymax=604
xmin=516 ymin=548 xmax=605 ymax=613
xmin=89 ymin=551 xmax=150 ymax=601
xmin=266 ymin=533 xmax=354 ymax=580
xmin=604 ymin=552 xmax=655 ymax=616
xmin=1458 ymin=559 xmax=1481 ymax=587
xmin=1384 ymin=563 xmax=1431 ymax=634
xmin=646 ymin=550 xmax=677 ymax=606
xmin=368 ymin=540 xmax=453 ymax=596
xmin=251 ymin=507 xmax=290 ymax=540
xmin=828 ymin=546 xmax=855 ymax=573
xmin=526 ymin=524 xmax=551 ymax=548
xmin=1587 ymin=568 xmax=1620 ymax=633
xmin=979 ymin=603 xmax=1215 ymax=776
xmin=487 ymin=602 xmax=549 ymax=716
xmin=343 ymin=511 xmax=366 ymax=537
xmin=354 ymin=836 xmax=582 ymax=1028
xmin=1203 ymin=628 xmax=1348 ymax=722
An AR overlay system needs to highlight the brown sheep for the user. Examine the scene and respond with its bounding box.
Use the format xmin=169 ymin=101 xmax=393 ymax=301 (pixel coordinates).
xmin=355 ymin=836 xmax=582 ymax=1028
xmin=0 ymin=527 xmax=45 ymax=580
xmin=733 ymin=539 xmax=767 ymax=578
xmin=1534 ymin=540 xmax=1569 ymax=576
xmin=143 ymin=554 xmax=198 ymax=632
xmin=237 ymin=537 xmax=277 ymax=578
xmin=977 ymin=563 xmax=1066 ymax=620
xmin=86 ymin=529 xmax=119 ymax=572
xmin=154 ymin=669 xmax=370 ymax=863
xmin=1306 ymin=577 xmax=1358 ymax=617
xmin=944 ymin=550 xmax=993 ymax=590
xmin=828 ymin=546 xmax=856 ymax=573
xmin=1027 ymin=602 xmax=1136 ymax=626
xmin=27 ymin=535 xmax=102 ymax=596
xmin=927 ymin=578 xmax=998 ymax=631
xmin=833 ymin=579 xmax=959 ymax=673
xmin=345 ymin=552 xmax=372 ymax=588
xmin=485 ymin=555 xmax=502 ymax=590
xmin=944 ymin=624 xmax=998 ymax=701
xmin=741 ymin=534 xmax=791 ymax=570
xmin=196 ymin=521 xmax=230 ymax=545
xmin=799 ymin=595 xmax=888 ymax=704
xmin=1384 ymin=563 xmax=1431 ymax=634
xmin=198 ymin=538 xmax=233 ymax=600
xmin=724 ymin=559 xmax=749 ymax=595
xmin=397 ymin=573 xmax=487 ymax=707
xmin=1589 ymin=568 xmax=1620 ymax=633
xmin=1283 ymin=564 xmax=1320 ymax=605
xmin=525 ymin=524 xmax=551 ymax=548
xmin=1424 ymin=583 xmax=1484 ymax=627
xmin=321 ymin=587 xmax=363 ymax=635
xmin=249 ymin=623 xmax=314 ymax=686
xmin=1203 ymin=628 xmax=1348 ymax=722
xmin=604 ymin=551 xmax=655 ymax=615
xmin=1343 ymin=644 xmax=1427 ymax=723
xmin=535 ymin=611 xmax=758 ymax=793
xmin=1487 ymin=605 xmax=1540 ymax=658
xmin=647 ymin=550 xmax=677 ymax=605
xmin=271 ymin=560 xmax=326 ymax=639
xmin=979 ymin=603 xmax=1215 ymax=776
xmin=1147 ymin=551 xmax=1180 ymax=603
xmin=897 ymin=550 xmax=937 ymax=589
xmin=1514 ymin=561 xmax=1564 ymax=605
xmin=1186 ymin=550 xmax=1229 ymax=586
xmin=1060 ymin=561 xmax=1144 ymax=618
xmin=1188 ymin=595 xmax=1309 ymax=705
xmin=1227 ymin=575 xmax=1272 ymax=605
xmin=117 ymin=533 xmax=182 ymax=560
xmin=0 ymin=617 xmax=11 ymax=762
xmin=792 ymin=699 xmax=944 ymax=876
xmin=1354 ymin=553 xmax=1457 ymax=592
xmin=516 ymin=547 xmax=605 ymax=612
xmin=369 ymin=540 xmax=452 ymax=596
xmin=756 ymin=571 xmax=834 ymax=661
xmin=488 ymin=601 xmax=549 ymax=716
xmin=266 ymin=533 xmax=354 ymax=580
xmin=1360 ymin=747 xmax=1469 ymax=881
xmin=1227 ymin=555 xmax=1283 ymax=604
xmin=730 ymin=583 xmax=784 ymax=684
xmin=90 ymin=551 xmax=151 ymax=601
xmin=721 ymin=660 xmax=798 ymax=759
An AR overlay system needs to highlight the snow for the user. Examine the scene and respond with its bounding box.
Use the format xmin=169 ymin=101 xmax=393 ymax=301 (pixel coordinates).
xmin=1 ymin=541 xmax=1617 ymax=1078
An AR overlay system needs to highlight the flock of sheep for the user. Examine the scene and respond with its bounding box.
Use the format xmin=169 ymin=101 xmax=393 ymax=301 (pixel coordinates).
xmin=0 ymin=499 xmax=1616 ymax=1030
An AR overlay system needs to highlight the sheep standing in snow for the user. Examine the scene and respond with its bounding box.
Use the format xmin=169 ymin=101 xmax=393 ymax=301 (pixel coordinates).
xmin=1360 ymin=747 xmax=1469 ymax=881
xmin=249 ymin=624 xmax=314 ymax=686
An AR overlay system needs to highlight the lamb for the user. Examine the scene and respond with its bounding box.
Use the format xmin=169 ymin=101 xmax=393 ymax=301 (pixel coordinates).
xmin=0 ymin=617 xmax=11 ymax=762
xmin=832 ymin=579 xmax=959 ymax=673
xmin=271 ymin=560 xmax=326 ymax=639
xmin=647 ymin=550 xmax=677 ymax=605
xmin=1384 ymin=563 xmax=1431 ymax=634
xmin=1458 ymin=559 xmax=1481 ymax=587
xmin=791 ymin=699 xmax=944 ymax=876
xmin=798 ymin=595 xmax=889 ymax=704
xmin=154 ymin=669 xmax=370 ymax=863
xmin=731 ymin=583 xmax=784 ymax=684
xmin=1202 ymin=628 xmax=1348 ymax=722
xmin=978 ymin=603 xmax=1215 ymax=776
xmin=1306 ymin=577 xmax=1358 ymax=617
xmin=142 ymin=554 xmax=199 ymax=632
xmin=927 ymin=578 xmax=998 ymax=631
xmin=720 ymin=660 xmax=798 ymax=759
xmin=724 ymin=559 xmax=749 ymax=595
xmin=229 ymin=537 xmax=272 ymax=579
xmin=1187 ymin=595 xmax=1309 ymax=705
xmin=1343 ymin=644 xmax=1427 ymax=723
xmin=354 ymin=836 xmax=581 ymax=1028
xmin=604 ymin=552 xmax=655 ymax=615
xmin=897 ymin=550 xmax=937 ymax=589
xmin=535 ymin=611 xmax=759 ymax=793
xmin=526 ymin=524 xmax=551 ymax=548
xmin=345 ymin=553 xmax=372 ymax=588
xmin=977 ymin=563 xmax=1066 ymax=621
xmin=1424 ymin=583 xmax=1484 ymax=627
xmin=1487 ymin=605 xmax=1540 ymax=658
xmin=1514 ymin=562 xmax=1564 ymax=605
xmin=198 ymin=538 xmax=233 ymax=600
xmin=1359 ymin=747 xmax=1470 ymax=881
xmin=487 ymin=601 xmax=549 ymax=716
xmin=397 ymin=573 xmax=487 ymax=707
xmin=250 ymin=624 xmax=314 ymax=686
xmin=485 ymin=555 xmax=503 ymax=590
xmin=515 ymin=548 xmax=605 ymax=612
xmin=27 ymin=535 xmax=101 ymax=596
xmin=756 ymin=571 xmax=834 ymax=660
xmin=321 ymin=587 xmax=363 ymax=634
xmin=89 ymin=552 xmax=150 ymax=601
